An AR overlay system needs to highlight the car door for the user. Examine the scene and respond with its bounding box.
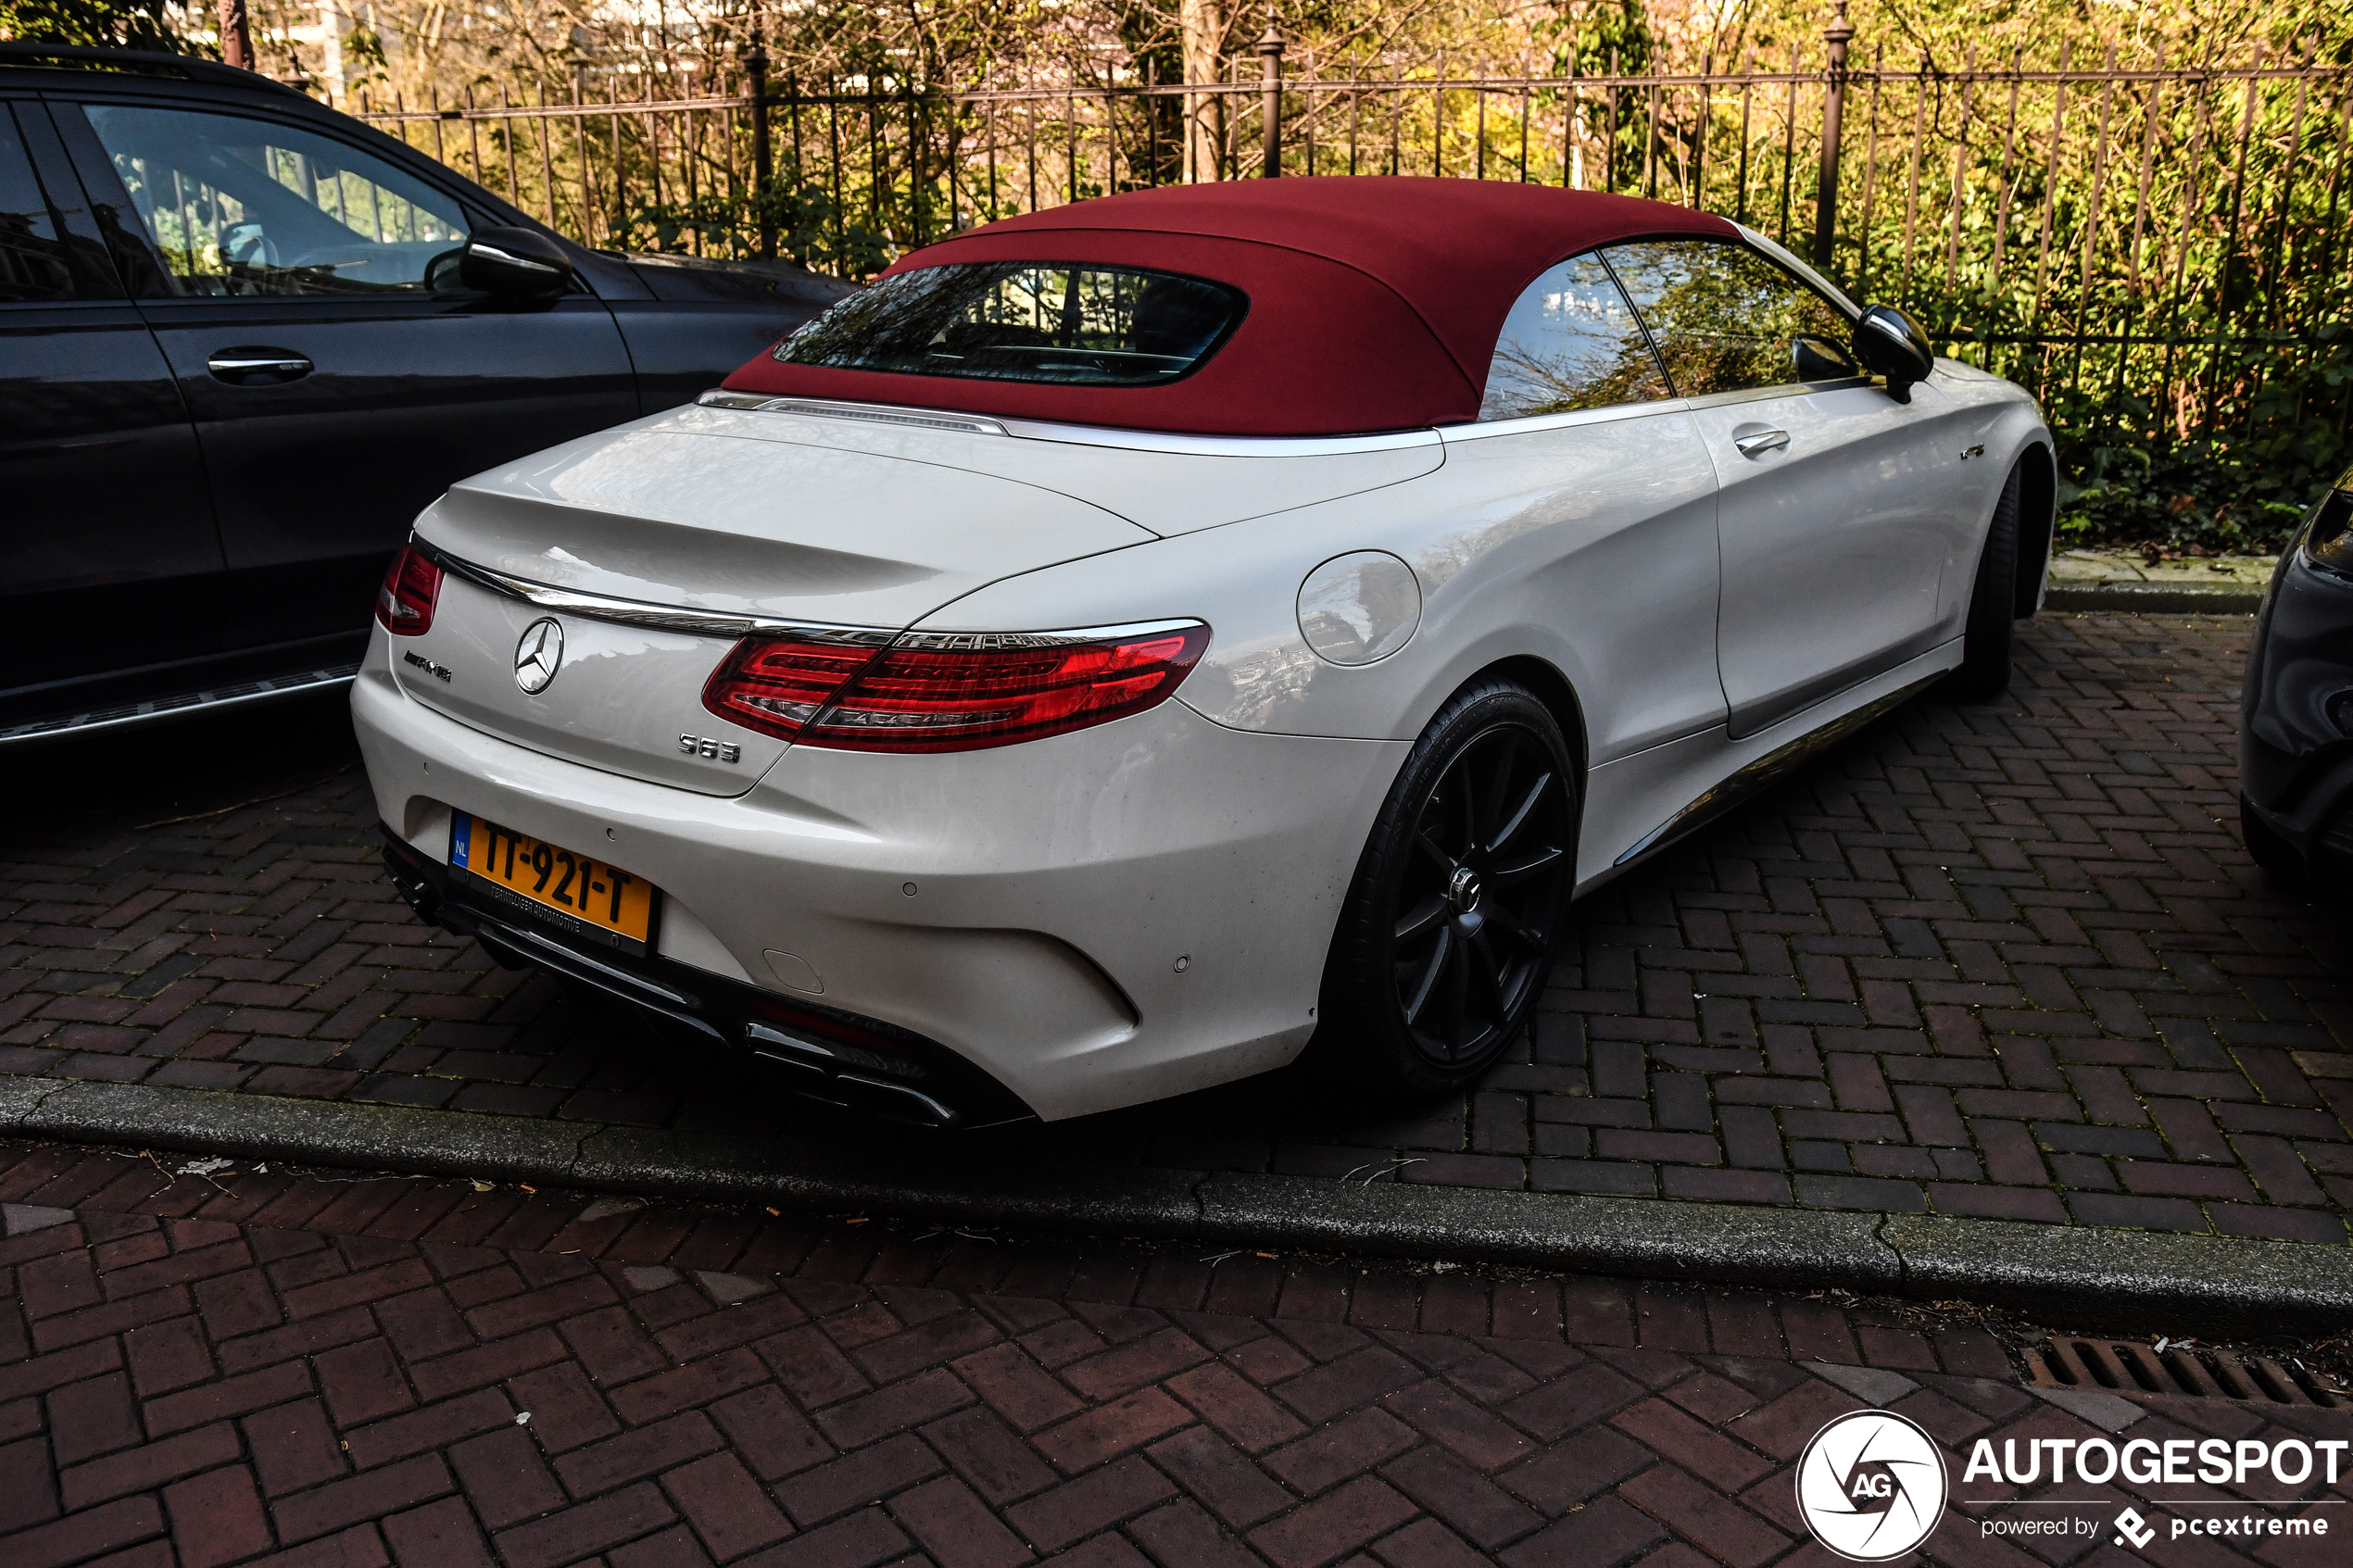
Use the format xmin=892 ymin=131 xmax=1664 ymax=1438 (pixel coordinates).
xmin=608 ymin=253 xmax=854 ymax=413
xmin=1603 ymin=238 xmax=1966 ymax=739
xmin=0 ymin=95 xmax=223 ymax=718
xmin=1437 ymin=251 xmax=1723 ymax=763
xmin=54 ymin=94 xmax=639 ymax=650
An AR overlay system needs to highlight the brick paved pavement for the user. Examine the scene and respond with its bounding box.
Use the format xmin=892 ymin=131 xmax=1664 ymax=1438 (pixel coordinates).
xmin=2 ymin=1138 xmax=2347 ymax=1568
xmin=1 ymin=613 xmax=2348 ymax=1241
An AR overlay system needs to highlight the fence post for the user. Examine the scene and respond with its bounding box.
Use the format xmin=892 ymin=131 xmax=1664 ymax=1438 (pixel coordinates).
xmin=217 ymin=0 xmax=254 ymax=70
xmin=1814 ymin=1 xmax=1853 ymax=272
xmin=1257 ymin=23 xmax=1285 ymax=177
xmin=747 ymin=31 xmax=775 ymax=259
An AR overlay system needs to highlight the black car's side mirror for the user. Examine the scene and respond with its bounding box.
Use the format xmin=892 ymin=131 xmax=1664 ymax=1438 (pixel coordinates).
xmin=459 ymin=226 xmax=574 ymax=297
xmin=1853 ymin=304 xmax=1935 ymax=404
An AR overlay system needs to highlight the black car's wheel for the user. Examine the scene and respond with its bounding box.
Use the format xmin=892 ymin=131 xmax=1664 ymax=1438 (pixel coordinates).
xmin=1315 ymin=680 xmax=1577 ymax=1101
xmin=1943 ymin=459 xmax=2024 ymax=700
xmin=2241 ymin=795 xmax=2306 ymax=884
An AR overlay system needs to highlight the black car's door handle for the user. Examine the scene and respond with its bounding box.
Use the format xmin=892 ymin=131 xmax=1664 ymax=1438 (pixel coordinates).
xmin=208 ymin=349 xmax=313 ymax=383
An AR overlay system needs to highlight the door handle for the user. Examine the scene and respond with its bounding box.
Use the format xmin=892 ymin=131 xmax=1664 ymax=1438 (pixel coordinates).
xmin=1733 ymin=429 xmax=1790 ymax=458
xmin=208 ymin=350 xmax=313 ymax=383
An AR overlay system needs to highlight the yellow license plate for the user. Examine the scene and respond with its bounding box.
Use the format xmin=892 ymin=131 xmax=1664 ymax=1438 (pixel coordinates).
xmin=449 ymin=811 xmax=658 ymax=954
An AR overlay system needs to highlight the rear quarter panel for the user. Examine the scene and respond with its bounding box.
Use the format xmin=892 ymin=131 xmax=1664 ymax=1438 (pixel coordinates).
xmin=917 ymin=400 xmax=1727 ymax=771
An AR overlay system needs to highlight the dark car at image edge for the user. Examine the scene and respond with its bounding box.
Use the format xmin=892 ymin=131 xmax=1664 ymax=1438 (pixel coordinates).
xmin=2241 ymin=461 xmax=2353 ymax=889
xmin=0 ymin=44 xmax=852 ymax=746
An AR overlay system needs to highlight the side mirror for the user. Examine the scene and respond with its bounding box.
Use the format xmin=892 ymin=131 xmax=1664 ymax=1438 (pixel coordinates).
xmin=459 ymin=225 xmax=574 ymax=297
xmin=1853 ymin=304 xmax=1935 ymax=403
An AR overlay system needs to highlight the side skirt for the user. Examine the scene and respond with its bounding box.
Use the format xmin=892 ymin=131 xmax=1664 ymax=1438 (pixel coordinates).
xmin=0 ymin=662 xmax=361 ymax=747
xmin=1608 ymin=671 xmax=1945 ymax=872
xmin=1572 ymin=639 xmax=1965 ymax=895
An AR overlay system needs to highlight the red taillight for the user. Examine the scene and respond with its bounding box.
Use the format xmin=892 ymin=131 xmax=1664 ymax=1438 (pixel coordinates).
xmin=375 ymin=545 xmax=443 ymax=635
xmin=701 ymin=637 xmax=887 ymax=738
xmin=702 ymin=623 xmax=1210 ymax=753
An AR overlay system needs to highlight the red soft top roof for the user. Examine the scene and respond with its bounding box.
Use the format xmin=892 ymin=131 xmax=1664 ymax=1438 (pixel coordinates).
xmin=721 ymin=178 xmax=1738 ymax=436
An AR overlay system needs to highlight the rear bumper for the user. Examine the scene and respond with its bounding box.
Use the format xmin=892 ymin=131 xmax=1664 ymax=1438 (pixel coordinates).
xmin=380 ymin=832 xmax=1030 ymax=1127
xmin=351 ymin=636 xmax=1406 ymax=1121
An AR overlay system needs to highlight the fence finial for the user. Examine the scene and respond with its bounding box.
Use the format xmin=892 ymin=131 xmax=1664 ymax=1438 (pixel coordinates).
xmin=1823 ymin=0 xmax=1855 ymax=48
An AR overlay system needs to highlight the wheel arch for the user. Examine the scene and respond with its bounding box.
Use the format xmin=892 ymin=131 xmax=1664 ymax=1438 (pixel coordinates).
xmin=1458 ymin=653 xmax=1591 ymax=784
xmin=2012 ymin=440 xmax=2058 ymax=618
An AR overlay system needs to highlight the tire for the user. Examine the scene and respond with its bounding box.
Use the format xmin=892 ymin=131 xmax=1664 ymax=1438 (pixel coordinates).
xmin=1942 ymin=460 xmax=2024 ymax=700
xmin=1314 ymin=679 xmax=1579 ymax=1102
xmin=2241 ymin=795 xmax=2306 ymax=884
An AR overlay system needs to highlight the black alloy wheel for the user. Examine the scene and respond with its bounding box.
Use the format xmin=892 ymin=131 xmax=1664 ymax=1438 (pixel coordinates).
xmin=1315 ymin=680 xmax=1578 ymax=1100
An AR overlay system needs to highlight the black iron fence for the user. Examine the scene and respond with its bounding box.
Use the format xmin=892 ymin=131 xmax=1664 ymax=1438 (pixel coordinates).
xmin=357 ymin=23 xmax=2353 ymax=531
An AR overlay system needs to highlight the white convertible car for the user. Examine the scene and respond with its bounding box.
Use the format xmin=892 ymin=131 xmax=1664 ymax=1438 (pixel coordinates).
xmin=355 ymin=178 xmax=2055 ymax=1128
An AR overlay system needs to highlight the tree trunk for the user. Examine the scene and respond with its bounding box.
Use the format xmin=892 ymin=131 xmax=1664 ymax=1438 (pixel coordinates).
xmin=1178 ymin=0 xmax=1227 ymax=181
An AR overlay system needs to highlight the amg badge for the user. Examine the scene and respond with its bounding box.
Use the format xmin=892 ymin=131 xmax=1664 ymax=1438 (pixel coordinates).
xmin=401 ymin=650 xmax=452 ymax=683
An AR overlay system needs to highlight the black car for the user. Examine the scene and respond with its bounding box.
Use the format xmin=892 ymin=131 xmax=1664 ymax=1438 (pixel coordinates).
xmin=0 ymin=44 xmax=850 ymax=743
xmin=2241 ymin=463 xmax=2353 ymax=887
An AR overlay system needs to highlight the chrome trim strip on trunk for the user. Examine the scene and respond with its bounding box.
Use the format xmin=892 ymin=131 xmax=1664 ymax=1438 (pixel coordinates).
xmin=418 ymin=545 xmax=901 ymax=644
xmin=696 ymin=389 xmax=1010 ymax=436
xmin=419 ymin=542 xmax=1204 ymax=652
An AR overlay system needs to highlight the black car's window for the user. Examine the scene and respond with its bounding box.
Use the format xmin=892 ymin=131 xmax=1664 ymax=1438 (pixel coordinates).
xmin=776 ymin=263 xmax=1245 ymax=387
xmin=82 ymin=105 xmax=468 ymax=296
xmin=1478 ymin=253 xmax=1667 ymax=420
xmin=0 ymin=107 xmax=76 ymax=303
xmin=1601 ymin=239 xmax=1857 ymax=397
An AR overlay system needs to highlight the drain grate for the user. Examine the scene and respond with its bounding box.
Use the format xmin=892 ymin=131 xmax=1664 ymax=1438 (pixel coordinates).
xmin=2025 ymin=1338 xmax=2347 ymax=1408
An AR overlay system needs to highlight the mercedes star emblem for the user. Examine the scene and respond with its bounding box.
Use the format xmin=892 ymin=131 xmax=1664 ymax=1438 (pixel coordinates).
xmin=513 ymin=618 xmax=565 ymax=694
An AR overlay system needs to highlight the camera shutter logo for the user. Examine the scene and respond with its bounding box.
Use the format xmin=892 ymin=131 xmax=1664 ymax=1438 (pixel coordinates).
xmin=1795 ymin=1410 xmax=1948 ymax=1562
xmin=513 ymin=619 xmax=565 ymax=694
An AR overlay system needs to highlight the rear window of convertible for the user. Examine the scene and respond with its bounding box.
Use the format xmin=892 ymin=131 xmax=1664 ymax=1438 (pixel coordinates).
xmin=774 ymin=263 xmax=1247 ymax=387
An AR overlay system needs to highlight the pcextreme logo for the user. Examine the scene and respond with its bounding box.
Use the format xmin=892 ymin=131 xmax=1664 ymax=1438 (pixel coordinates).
xmin=1795 ymin=1409 xmax=2343 ymax=1560
xmin=1795 ymin=1411 xmax=1948 ymax=1561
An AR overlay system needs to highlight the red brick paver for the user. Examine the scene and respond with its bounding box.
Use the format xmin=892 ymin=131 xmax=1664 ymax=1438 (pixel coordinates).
xmin=1 ymin=614 xmax=2347 ymax=1238
xmin=3 ymin=1142 xmax=2345 ymax=1567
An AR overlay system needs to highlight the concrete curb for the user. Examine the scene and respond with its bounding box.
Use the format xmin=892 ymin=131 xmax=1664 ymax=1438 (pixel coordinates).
xmin=2042 ymin=582 xmax=2263 ymax=614
xmin=7 ymin=1076 xmax=2349 ymax=1336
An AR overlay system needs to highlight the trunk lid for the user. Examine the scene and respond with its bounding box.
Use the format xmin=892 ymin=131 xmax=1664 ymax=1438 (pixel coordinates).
xmin=667 ymin=400 xmax=1446 ymax=536
xmin=397 ymin=417 xmax=1157 ymax=795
